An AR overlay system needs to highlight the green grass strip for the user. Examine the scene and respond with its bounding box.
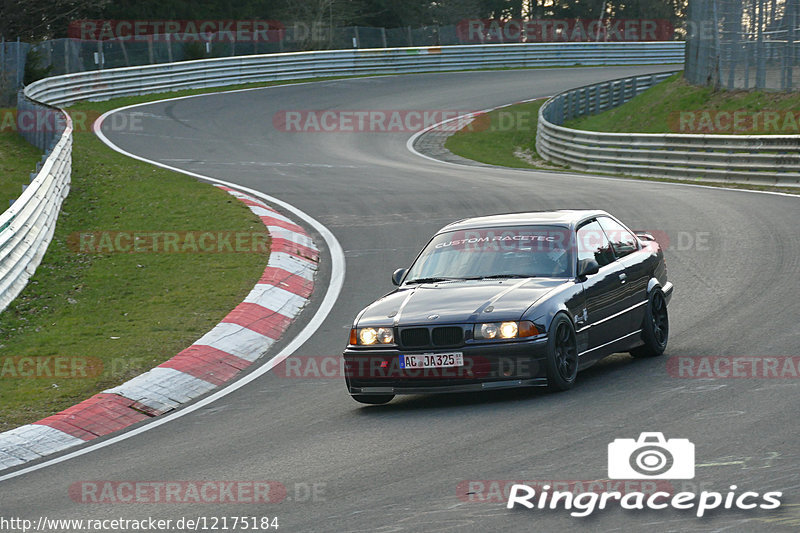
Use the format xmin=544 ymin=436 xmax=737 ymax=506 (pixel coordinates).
xmin=0 ymin=128 xmax=43 ymax=213
xmin=445 ymin=75 xmax=800 ymax=194
xmin=566 ymin=73 xmax=800 ymax=135
xmin=0 ymin=74 xmax=397 ymax=431
xmin=0 ymin=96 xmax=278 ymax=431
xmin=444 ymin=99 xmax=549 ymax=169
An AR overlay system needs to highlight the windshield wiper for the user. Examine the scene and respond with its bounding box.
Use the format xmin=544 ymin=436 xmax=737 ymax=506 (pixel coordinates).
xmin=404 ymin=276 xmax=463 ymax=284
xmin=463 ymin=274 xmax=534 ymax=280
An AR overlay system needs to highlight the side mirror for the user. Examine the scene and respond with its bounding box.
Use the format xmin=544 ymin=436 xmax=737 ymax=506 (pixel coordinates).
xmin=391 ymin=268 xmax=408 ymax=286
xmin=577 ymin=259 xmax=600 ymax=278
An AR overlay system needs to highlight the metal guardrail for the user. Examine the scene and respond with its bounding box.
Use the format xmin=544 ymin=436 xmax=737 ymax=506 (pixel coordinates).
xmin=0 ymin=42 xmax=684 ymax=314
xmin=0 ymin=93 xmax=71 ymax=313
xmin=25 ymin=42 xmax=685 ymax=106
xmin=536 ymin=72 xmax=800 ymax=184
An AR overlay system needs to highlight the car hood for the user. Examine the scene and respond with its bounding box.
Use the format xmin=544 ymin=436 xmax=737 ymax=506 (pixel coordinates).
xmin=357 ymin=278 xmax=565 ymax=326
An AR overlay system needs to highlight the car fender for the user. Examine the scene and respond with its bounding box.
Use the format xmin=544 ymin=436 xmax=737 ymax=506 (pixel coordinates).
xmin=646 ymin=278 xmax=674 ymax=306
xmin=525 ymin=297 xmax=579 ymax=334
xmin=647 ymin=277 xmax=663 ymax=295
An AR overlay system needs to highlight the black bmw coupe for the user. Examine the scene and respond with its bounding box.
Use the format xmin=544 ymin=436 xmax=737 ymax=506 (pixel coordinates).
xmin=343 ymin=210 xmax=673 ymax=404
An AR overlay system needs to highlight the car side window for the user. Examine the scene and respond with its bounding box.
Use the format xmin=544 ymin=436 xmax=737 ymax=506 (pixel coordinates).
xmin=576 ymin=220 xmax=615 ymax=267
xmin=597 ymin=217 xmax=638 ymax=259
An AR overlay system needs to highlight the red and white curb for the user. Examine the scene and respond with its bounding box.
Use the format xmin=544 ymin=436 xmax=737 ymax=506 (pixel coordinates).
xmin=0 ymin=186 xmax=317 ymax=471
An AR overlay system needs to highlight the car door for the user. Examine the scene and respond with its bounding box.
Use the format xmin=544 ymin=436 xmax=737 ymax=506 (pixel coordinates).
xmin=597 ymin=216 xmax=650 ymax=333
xmin=575 ymin=220 xmax=629 ymax=358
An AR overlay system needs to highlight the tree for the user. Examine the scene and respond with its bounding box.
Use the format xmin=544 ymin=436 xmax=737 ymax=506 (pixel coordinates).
xmin=0 ymin=0 xmax=109 ymax=40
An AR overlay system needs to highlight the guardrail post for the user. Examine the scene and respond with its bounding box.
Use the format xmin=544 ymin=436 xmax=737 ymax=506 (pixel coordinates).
xmin=97 ymin=40 xmax=104 ymax=70
xmin=147 ymin=35 xmax=154 ymax=64
xmin=15 ymin=37 xmax=21 ymax=88
xmin=565 ymin=92 xmax=572 ymax=120
xmin=166 ymin=33 xmax=173 ymax=63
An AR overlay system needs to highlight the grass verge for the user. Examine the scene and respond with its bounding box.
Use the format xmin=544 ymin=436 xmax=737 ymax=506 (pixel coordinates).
xmin=0 ymin=73 xmax=423 ymax=432
xmin=566 ymin=73 xmax=800 ymax=134
xmin=444 ymin=75 xmax=799 ymax=194
xmin=0 ymin=95 xmax=277 ymax=431
xmin=444 ymin=99 xmax=550 ymax=169
xmin=0 ymin=128 xmax=43 ymax=212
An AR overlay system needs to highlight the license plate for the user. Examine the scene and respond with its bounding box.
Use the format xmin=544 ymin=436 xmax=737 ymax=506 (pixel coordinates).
xmin=400 ymin=352 xmax=464 ymax=369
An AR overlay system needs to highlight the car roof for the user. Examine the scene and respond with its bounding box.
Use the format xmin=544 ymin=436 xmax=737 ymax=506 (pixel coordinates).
xmin=438 ymin=210 xmax=610 ymax=233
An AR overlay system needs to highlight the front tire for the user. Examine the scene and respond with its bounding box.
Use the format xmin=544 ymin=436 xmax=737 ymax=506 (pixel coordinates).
xmin=351 ymin=394 xmax=394 ymax=405
xmin=546 ymin=314 xmax=578 ymax=391
xmin=630 ymin=289 xmax=669 ymax=358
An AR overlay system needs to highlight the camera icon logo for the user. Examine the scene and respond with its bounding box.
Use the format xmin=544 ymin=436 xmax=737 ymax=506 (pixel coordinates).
xmin=608 ymin=432 xmax=695 ymax=479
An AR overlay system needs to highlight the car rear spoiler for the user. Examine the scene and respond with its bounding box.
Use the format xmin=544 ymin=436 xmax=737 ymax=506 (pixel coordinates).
xmin=634 ymin=231 xmax=656 ymax=241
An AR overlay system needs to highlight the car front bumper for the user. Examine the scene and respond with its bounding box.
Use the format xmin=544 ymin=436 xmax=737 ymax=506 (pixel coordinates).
xmin=343 ymin=337 xmax=549 ymax=395
xmin=663 ymin=281 xmax=674 ymax=305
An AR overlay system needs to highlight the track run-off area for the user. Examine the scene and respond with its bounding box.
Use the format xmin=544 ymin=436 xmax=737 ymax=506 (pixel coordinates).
xmin=2 ymin=66 xmax=799 ymax=532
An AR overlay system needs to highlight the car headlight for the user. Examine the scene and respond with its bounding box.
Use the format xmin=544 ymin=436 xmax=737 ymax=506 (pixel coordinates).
xmin=350 ymin=327 xmax=395 ymax=345
xmin=474 ymin=321 xmax=539 ymax=340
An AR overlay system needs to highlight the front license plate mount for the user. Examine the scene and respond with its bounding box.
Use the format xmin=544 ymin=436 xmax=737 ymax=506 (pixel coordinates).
xmin=399 ymin=352 xmax=464 ymax=369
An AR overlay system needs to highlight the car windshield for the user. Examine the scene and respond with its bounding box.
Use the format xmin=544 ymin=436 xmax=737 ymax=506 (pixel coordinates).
xmin=404 ymin=226 xmax=572 ymax=282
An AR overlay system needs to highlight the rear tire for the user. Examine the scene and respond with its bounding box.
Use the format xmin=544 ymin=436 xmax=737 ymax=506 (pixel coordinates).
xmin=351 ymin=394 xmax=394 ymax=405
xmin=546 ymin=314 xmax=578 ymax=391
xmin=630 ymin=289 xmax=669 ymax=358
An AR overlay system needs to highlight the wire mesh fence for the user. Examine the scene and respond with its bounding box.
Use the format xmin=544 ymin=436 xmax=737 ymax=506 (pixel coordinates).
xmin=1 ymin=39 xmax=30 ymax=105
xmin=2 ymin=19 xmax=681 ymax=88
xmin=685 ymin=0 xmax=800 ymax=90
xmin=4 ymin=25 xmax=476 ymax=82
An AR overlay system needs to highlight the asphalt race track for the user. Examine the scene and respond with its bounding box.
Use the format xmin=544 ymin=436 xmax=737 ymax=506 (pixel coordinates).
xmin=3 ymin=66 xmax=800 ymax=531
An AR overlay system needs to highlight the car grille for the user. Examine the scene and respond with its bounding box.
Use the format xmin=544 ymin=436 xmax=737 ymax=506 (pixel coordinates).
xmin=399 ymin=326 xmax=464 ymax=349
xmin=400 ymin=328 xmax=430 ymax=348
xmin=432 ymin=326 xmax=464 ymax=347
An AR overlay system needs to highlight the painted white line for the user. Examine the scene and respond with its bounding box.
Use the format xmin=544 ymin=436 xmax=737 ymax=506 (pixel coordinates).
xmin=0 ymin=91 xmax=346 ymax=482
xmin=405 ymin=98 xmax=800 ymax=199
